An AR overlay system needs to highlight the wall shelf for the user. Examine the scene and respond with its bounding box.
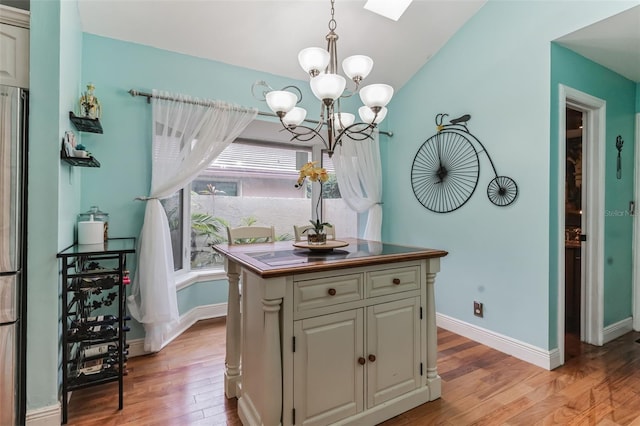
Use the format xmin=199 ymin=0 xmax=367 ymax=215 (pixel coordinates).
xmin=61 ymin=156 xmax=101 ymax=167
xmin=69 ymin=111 xmax=103 ymax=134
xmin=60 ymin=139 xmax=101 ymax=167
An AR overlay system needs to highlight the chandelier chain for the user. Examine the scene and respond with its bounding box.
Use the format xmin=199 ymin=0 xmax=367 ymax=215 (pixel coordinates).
xmin=328 ymin=0 xmax=336 ymax=31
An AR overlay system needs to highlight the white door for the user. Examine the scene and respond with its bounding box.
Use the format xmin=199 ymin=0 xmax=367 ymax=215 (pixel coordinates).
xmin=293 ymin=309 xmax=364 ymax=426
xmin=366 ymin=297 xmax=421 ymax=408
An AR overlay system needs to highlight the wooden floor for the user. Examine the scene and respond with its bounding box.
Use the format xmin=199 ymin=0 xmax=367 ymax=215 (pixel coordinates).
xmin=66 ymin=318 xmax=640 ymax=426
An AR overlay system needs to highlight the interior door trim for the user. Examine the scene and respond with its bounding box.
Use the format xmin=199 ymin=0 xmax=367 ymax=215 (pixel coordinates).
xmin=633 ymin=113 xmax=640 ymax=331
xmin=557 ymin=84 xmax=606 ymax=366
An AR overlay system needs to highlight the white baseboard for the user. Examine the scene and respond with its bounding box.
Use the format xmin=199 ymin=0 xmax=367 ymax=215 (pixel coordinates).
xmin=603 ymin=316 xmax=633 ymax=344
xmin=129 ymin=303 xmax=227 ymax=358
xmin=436 ymin=313 xmax=556 ymax=370
xmin=26 ymin=403 xmax=60 ymax=426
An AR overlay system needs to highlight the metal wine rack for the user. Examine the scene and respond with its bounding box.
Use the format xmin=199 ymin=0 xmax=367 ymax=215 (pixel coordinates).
xmin=57 ymin=238 xmax=135 ymax=424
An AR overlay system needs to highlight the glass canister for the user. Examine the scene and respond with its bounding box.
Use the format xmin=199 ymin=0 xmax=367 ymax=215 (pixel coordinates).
xmin=78 ymin=206 xmax=109 ymax=241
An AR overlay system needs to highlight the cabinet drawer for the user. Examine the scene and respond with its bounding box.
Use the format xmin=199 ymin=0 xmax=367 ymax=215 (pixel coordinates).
xmin=367 ymin=266 xmax=420 ymax=298
xmin=294 ymin=274 xmax=363 ymax=312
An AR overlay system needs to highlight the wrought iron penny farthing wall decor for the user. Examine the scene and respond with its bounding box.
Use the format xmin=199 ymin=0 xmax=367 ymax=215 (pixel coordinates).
xmin=410 ymin=113 xmax=519 ymax=213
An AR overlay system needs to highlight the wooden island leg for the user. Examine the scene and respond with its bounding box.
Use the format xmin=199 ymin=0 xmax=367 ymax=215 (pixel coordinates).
xmin=426 ymin=259 xmax=442 ymax=399
xmin=225 ymin=261 xmax=241 ymax=398
xmin=262 ymin=298 xmax=283 ymax=426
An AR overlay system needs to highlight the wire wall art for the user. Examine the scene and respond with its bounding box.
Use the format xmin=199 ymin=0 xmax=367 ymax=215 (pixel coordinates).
xmin=410 ymin=113 xmax=519 ymax=213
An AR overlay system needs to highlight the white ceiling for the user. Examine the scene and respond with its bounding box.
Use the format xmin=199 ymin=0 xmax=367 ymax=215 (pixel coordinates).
xmin=77 ymin=0 xmax=488 ymax=91
xmin=76 ymin=1 xmax=640 ymax=88
xmin=556 ymin=5 xmax=640 ymax=82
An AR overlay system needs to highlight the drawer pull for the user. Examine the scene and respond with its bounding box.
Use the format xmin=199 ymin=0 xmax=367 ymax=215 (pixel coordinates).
xmin=368 ymin=354 xmax=376 ymax=362
xmin=358 ymin=357 xmax=366 ymax=365
xmin=392 ymin=278 xmax=401 ymax=285
xmin=327 ymin=288 xmax=337 ymax=296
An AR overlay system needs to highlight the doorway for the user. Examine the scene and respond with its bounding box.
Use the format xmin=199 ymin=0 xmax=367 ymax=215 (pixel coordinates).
xmin=564 ymin=107 xmax=583 ymax=359
xmin=557 ymin=85 xmax=606 ymax=367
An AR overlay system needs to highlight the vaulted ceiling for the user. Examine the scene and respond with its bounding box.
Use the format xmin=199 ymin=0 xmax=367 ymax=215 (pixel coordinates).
xmin=76 ymin=0 xmax=488 ymax=91
xmin=75 ymin=1 xmax=640 ymax=87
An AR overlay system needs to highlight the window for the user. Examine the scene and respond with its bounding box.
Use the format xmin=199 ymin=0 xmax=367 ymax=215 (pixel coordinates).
xmin=160 ymin=190 xmax=184 ymax=270
xmin=162 ymin=129 xmax=358 ymax=274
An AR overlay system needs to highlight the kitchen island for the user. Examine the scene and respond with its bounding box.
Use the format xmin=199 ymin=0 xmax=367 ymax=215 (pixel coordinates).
xmin=212 ymin=238 xmax=447 ymax=426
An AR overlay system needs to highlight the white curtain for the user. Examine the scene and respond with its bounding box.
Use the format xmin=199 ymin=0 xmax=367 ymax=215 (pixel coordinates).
xmin=127 ymin=90 xmax=257 ymax=352
xmin=333 ymin=131 xmax=383 ymax=241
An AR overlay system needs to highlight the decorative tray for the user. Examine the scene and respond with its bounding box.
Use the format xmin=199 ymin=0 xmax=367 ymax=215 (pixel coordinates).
xmin=292 ymin=240 xmax=349 ymax=251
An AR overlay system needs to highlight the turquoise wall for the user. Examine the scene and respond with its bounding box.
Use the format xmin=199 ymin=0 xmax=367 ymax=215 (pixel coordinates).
xmin=28 ymin=0 xmax=83 ymax=412
xmin=551 ymin=44 xmax=636 ymax=330
xmin=177 ymin=280 xmax=229 ymax=314
xmin=383 ymin=0 xmax=637 ymax=351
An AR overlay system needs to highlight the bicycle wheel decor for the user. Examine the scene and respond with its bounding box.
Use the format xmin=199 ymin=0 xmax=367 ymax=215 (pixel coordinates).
xmin=410 ymin=113 xmax=519 ymax=213
xmin=411 ymin=131 xmax=480 ymax=213
xmin=487 ymin=176 xmax=518 ymax=206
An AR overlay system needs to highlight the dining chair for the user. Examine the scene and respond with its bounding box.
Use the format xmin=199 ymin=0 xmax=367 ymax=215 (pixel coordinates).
xmin=226 ymin=225 xmax=276 ymax=245
xmin=293 ymin=224 xmax=336 ymax=242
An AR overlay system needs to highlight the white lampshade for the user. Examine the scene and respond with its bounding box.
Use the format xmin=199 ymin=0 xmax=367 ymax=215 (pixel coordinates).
xmin=332 ymin=112 xmax=355 ymax=130
xmin=358 ymin=106 xmax=387 ymax=124
xmin=265 ymin=90 xmax=297 ymax=114
xmin=359 ymin=84 xmax=394 ymax=108
xmin=342 ymin=55 xmax=373 ymax=81
xmin=298 ymin=47 xmax=330 ymax=75
xmin=282 ymin=107 xmax=307 ymax=127
xmin=310 ymin=74 xmax=347 ymax=101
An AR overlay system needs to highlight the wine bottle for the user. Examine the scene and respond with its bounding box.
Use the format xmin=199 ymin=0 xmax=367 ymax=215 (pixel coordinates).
xmin=71 ymin=315 xmax=118 ymax=329
xmin=75 ymin=356 xmax=118 ymax=376
xmin=82 ymin=343 xmax=118 ymax=359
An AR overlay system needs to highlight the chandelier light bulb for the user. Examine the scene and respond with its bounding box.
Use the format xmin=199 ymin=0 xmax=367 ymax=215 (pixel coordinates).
xmin=298 ymin=47 xmax=330 ymax=76
xmin=310 ymin=74 xmax=347 ymax=102
xmin=342 ymin=55 xmax=374 ymax=81
xmin=282 ymin=107 xmax=307 ymax=127
xmin=359 ymin=83 xmax=394 ymax=108
xmin=359 ymin=106 xmax=387 ymax=124
xmin=332 ymin=112 xmax=355 ymax=130
xmin=265 ymin=90 xmax=298 ymax=115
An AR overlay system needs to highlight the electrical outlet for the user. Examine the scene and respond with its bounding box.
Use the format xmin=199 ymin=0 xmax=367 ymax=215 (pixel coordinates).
xmin=474 ymin=301 xmax=483 ymax=318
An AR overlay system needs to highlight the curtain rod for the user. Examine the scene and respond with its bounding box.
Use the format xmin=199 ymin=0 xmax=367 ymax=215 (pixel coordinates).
xmin=128 ymin=89 xmax=393 ymax=137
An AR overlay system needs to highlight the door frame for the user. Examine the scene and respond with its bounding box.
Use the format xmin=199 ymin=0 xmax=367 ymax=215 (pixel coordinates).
xmin=557 ymin=85 xmax=606 ymax=365
xmin=633 ymin=113 xmax=640 ymax=331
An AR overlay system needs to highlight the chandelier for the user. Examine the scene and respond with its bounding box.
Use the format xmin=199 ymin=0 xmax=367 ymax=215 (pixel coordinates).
xmin=252 ymin=0 xmax=393 ymax=157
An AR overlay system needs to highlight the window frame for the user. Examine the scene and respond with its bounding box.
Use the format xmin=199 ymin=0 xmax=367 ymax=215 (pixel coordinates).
xmin=169 ymin=134 xmax=353 ymax=285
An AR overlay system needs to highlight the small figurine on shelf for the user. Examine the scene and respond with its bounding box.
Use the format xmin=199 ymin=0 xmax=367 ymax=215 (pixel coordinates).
xmin=79 ymin=83 xmax=101 ymax=119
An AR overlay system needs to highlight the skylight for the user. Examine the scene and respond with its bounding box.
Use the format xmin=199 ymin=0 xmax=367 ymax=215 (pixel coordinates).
xmin=364 ymin=0 xmax=413 ymax=21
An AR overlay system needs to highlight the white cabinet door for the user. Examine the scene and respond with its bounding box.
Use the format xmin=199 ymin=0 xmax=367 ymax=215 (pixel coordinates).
xmin=293 ymin=309 xmax=364 ymax=426
xmin=366 ymin=297 xmax=421 ymax=408
xmin=0 ymin=24 xmax=29 ymax=88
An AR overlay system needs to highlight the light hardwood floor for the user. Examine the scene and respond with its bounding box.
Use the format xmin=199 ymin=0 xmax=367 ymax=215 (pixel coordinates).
xmin=66 ymin=318 xmax=640 ymax=425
